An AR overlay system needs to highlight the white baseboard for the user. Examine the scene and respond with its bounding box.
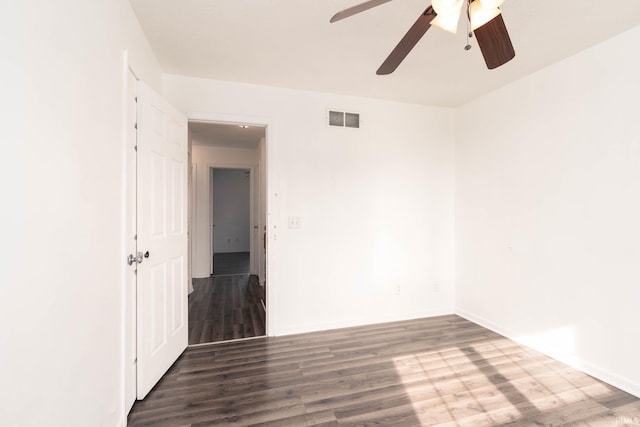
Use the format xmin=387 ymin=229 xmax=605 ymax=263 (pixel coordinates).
xmin=274 ymin=307 xmax=455 ymax=337
xmin=455 ymin=306 xmax=640 ymax=399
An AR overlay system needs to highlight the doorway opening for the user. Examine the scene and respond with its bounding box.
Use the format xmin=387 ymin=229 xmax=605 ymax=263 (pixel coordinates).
xmin=211 ymin=167 xmax=251 ymax=275
xmin=187 ymin=121 xmax=267 ymax=345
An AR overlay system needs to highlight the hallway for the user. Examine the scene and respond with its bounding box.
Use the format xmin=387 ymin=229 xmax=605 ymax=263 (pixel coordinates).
xmin=188 ymin=274 xmax=265 ymax=345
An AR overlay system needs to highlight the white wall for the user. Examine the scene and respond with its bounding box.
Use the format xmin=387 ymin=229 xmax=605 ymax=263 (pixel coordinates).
xmin=191 ymin=143 xmax=259 ymax=277
xmin=455 ymin=26 xmax=640 ymax=397
xmin=0 ymin=1 xmax=162 ymax=426
xmin=165 ymin=75 xmax=457 ymax=335
xmin=212 ymin=168 xmax=251 ymax=253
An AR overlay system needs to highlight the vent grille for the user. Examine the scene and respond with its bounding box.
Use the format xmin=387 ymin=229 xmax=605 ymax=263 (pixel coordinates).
xmin=329 ymin=110 xmax=344 ymax=127
xmin=328 ymin=109 xmax=360 ymax=128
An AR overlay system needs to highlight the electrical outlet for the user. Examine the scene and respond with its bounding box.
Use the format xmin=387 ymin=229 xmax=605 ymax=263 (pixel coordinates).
xmin=288 ymin=216 xmax=302 ymax=229
xmin=433 ymin=281 xmax=440 ymax=292
xmin=395 ymin=285 xmax=401 ymax=295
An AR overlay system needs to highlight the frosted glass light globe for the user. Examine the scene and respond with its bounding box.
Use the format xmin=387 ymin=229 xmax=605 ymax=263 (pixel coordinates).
xmin=479 ymin=0 xmax=505 ymax=9
xmin=432 ymin=0 xmax=463 ymax=16
xmin=470 ymin=1 xmax=501 ymax=30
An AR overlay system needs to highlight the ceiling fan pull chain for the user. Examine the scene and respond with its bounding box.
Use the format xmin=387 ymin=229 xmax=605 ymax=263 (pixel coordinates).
xmin=464 ymin=0 xmax=473 ymax=50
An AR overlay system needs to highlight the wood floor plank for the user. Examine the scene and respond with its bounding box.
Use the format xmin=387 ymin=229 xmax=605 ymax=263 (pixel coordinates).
xmin=129 ymin=315 xmax=639 ymax=426
xmin=213 ymin=252 xmax=250 ymax=275
xmin=189 ymin=274 xmax=265 ymax=345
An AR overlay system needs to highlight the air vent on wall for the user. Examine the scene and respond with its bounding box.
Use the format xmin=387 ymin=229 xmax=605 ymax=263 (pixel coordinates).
xmin=327 ymin=109 xmax=360 ymax=128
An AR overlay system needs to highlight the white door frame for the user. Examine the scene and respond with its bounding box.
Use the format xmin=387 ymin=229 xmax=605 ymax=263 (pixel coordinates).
xmin=188 ymin=112 xmax=274 ymax=337
xmin=122 ymin=50 xmax=141 ymax=418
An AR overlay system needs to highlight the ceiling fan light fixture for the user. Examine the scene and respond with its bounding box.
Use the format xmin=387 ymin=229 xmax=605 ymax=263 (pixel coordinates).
xmin=470 ymin=1 xmax=501 ymax=30
xmin=430 ymin=0 xmax=463 ymax=34
xmin=331 ymin=0 xmax=515 ymax=73
xmin=430 ymin=11 xmax=462 ymax=34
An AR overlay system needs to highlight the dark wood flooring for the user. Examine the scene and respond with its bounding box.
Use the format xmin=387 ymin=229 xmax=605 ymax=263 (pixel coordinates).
xmin=129 ymin=315 xmax=640 ymax=426
xmin=188 ymin=274 xmax=265 ymax=345
xmin=213 ymin=252 xmax=250 ymax=275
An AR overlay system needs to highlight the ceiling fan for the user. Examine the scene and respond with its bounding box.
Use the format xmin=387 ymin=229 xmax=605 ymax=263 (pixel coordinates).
xmin=330 ymin=0 xmax=515 ymax=74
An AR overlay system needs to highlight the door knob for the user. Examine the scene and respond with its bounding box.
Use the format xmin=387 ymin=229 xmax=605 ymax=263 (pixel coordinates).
xmin=144 ymin=251 xmax=150 ymax=258
xmin=127 ymin=252 xmax=144 ymax=265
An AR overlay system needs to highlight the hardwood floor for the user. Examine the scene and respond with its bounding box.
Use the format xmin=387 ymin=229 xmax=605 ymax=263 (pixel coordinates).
xmin=188 ymin=274 xmax=265 ymax=345
xmin=129 ymin=315 xmax=640 ymax=426
xmin=213 ymin=252 xmax=250 ymax=275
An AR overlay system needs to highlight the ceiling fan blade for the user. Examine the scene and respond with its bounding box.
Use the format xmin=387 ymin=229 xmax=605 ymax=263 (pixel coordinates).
xmin=377 ymin=6 xmax=436 ymax=75
xmin=330 ymin=0 xmax=394 ymax=23
xmin=473 ymin=13 xmax=515 ymax=69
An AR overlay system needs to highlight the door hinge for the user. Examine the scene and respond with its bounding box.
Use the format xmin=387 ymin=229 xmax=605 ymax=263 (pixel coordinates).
xmin=134 ymin=145 xmax=137 ymax=151
xmin=134 ymin=234 xmax=137 ymax=240
xmin=134 ymin=123 xmax=137 ymax=130
xmin=134 ymin=96 xmax=137 ymax=103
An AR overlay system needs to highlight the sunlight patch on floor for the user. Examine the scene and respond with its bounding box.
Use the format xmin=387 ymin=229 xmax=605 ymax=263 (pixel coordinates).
xmin=391 ymin=340 xmax=523 ymax=425
xmin=391 ymin=335 xmax=617 ymax=425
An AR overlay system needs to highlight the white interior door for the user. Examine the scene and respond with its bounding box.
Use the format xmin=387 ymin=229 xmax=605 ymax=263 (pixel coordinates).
xmin=259 ymin=137 xmax=267 ymax=287
xmin=136 ymin=81 xmax=188 ymax=399
xmin=188 ymin=163 xmax=195 ymax=294
xmin=249 ymin=168 xmax=257 ymax=275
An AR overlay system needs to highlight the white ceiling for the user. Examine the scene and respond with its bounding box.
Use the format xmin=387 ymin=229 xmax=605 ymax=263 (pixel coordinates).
xmin=130 ymin=0 xmax=640 ymax=107
xmin=190 ymin=121 xmax=265 ymax=149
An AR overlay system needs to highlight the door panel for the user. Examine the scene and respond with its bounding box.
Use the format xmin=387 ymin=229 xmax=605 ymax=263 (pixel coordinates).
xmin=136 ymin=81 xmax=188 ymax=399
xmin=171 ymin=256 xmax=185 ymax=329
